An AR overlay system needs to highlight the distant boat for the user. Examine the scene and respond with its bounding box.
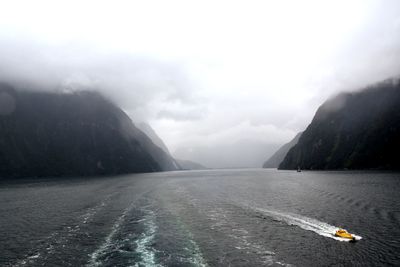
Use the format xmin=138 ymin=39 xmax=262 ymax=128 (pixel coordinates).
xmin=334 ymin=229 xmax=357 ymax=242
xmin=297 ymin=166 xmax=301 ymax=172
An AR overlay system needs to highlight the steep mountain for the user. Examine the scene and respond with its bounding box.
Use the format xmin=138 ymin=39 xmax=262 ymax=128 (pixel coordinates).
xmin=176 ymin=159 xmax=207 ymax=170
xmin=136 ymin=122 xmax=171 ymax=155
xmin=262 ymin=132 xmax=302 ymax=168
xmin=279 ymin=78 xmax=400 ymax=170
xmin=0 ymin=83 xmax=179 ymax=178
xmin=135 ymin=122 xmax=181 ymax=170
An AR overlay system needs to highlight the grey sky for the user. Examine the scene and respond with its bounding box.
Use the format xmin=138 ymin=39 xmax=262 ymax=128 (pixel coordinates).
xmin=0 ymin=0 xmax=399 ymax=167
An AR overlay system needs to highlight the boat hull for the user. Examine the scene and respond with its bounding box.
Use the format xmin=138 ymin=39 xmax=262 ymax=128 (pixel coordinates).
xmin=335 ymin=231 xmax=357 ymax=242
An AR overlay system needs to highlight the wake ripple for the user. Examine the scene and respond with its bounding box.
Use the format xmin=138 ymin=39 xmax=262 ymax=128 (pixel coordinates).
xmin=87 ymin=204 xmax=133 ymax=266
xmin=87 ymin=204 xmax=162 ymax=267
xmin=252 ymin=207 xmax=362 ymax=242
xmin=133 ymin=208 xmax=161 ymax=267
xmin=13 ymin=194 xmax=113 ymax=267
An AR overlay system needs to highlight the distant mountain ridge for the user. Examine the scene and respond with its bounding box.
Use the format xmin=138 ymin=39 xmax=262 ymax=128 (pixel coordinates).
xmin=0 ymin=83 xmax=179 ymax=178
xmin=174 ymin=139 xmax=279 ymax=169
xmin=262 ymin=132 xmax=302 ymax=168
xmin=176 ymin=159 xmax=207 ymax=170
xmin=279 ymin=78 xmax=400 ymax=170
xmin=136 ymin=122 xmax=207 ymax=170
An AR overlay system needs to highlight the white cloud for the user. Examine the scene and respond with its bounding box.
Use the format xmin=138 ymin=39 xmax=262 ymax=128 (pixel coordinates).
xmin=0 ymin=0 xmax=399 ymax=167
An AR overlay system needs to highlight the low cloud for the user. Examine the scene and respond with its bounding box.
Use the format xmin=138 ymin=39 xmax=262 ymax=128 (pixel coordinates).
xmin=0 ymin=1 xmax=399 ymax=167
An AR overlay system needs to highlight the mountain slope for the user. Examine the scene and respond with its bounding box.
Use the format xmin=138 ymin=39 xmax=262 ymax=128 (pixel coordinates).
xmin=279 ymin=78 xmax=400 ymax=170
xmin=262 ymin=132 xmax=302 ymax=168
xmin=136 ymin=122 xmax=171 ymax=155
xmin=135 ymin=122 xmax=181 ymax=170
xmin=0 ymin=83 xmax=179 ymax=178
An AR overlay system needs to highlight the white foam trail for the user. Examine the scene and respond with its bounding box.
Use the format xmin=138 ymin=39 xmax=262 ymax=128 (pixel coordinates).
xmin=87 ymin=205 xmax=132 ymax=267
xmin=134 ymin=208 xmax=161 ymax=267
xmin=81 ymin=194 xmax=114 ymax=224
xmin=253 ymin=207 xmax=362 ymax=242
xmin=183 ymin=227 xmax=208 ymax=267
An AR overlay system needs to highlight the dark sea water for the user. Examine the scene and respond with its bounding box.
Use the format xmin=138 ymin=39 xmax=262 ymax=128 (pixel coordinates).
xmin=1 ymin=169 xmax=400 ymax=266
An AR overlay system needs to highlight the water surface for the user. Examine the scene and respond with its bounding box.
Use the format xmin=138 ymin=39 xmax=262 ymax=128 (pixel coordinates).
xmin=1 ymin=169 xmax=399 ymax=266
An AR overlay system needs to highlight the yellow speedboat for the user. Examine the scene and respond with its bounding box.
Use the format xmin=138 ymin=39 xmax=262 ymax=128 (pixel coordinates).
xmin=335 ymin=229 xmax=356 ymax=241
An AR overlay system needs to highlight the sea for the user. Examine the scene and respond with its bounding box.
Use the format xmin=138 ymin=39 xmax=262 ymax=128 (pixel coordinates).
xmin=1 ymin=169 xmax=399 ymax=266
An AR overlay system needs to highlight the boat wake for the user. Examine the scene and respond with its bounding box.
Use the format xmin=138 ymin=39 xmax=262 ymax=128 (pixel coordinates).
xmin=133 ymin=208 xmax=161 ymax=267
xmin=252 ymin=207 xmax=362 ymax=242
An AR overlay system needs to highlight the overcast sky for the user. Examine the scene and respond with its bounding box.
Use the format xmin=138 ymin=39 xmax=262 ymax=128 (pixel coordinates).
xmin=0 ymin=0 xmax=399 ymax=167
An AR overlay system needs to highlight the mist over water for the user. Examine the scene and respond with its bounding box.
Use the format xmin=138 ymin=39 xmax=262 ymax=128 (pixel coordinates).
xmin=1 ymin=169 xmax=399 ymax=266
